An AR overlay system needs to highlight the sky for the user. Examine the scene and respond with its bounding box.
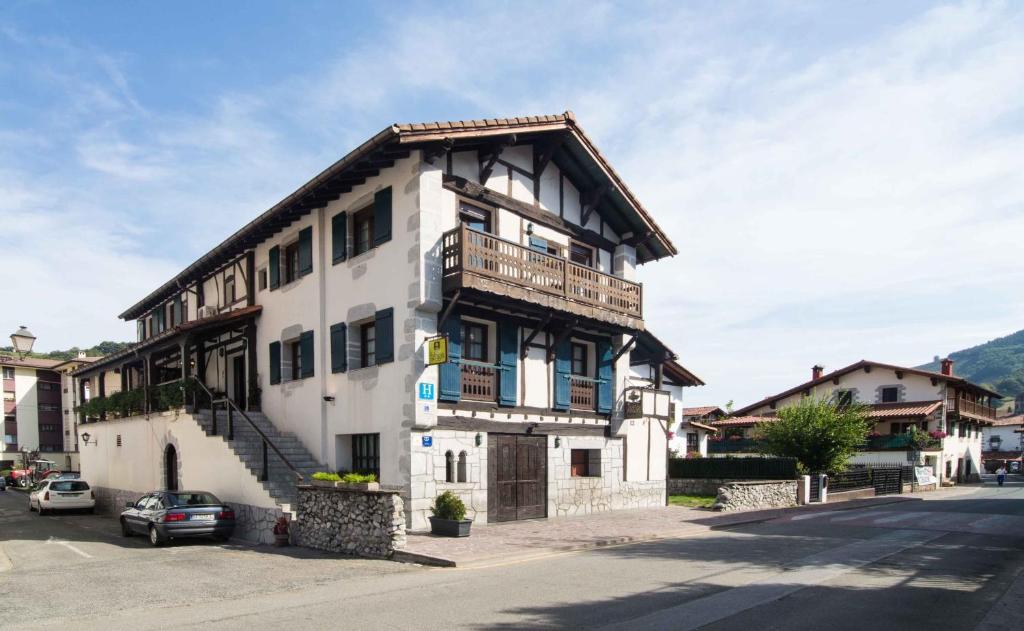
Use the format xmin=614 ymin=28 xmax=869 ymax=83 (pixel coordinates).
xmin=1 ymin=1 xmax=1022 ymax=407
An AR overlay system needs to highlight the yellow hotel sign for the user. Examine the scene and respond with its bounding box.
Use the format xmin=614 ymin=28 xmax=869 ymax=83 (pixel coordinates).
xmin=426 ymin=335 xmax=449 ymax=365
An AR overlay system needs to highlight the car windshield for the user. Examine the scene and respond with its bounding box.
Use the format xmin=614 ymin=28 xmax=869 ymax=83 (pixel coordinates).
xmin=50 ymin=481 xmax=89 ymax=492
xmin=165 ymin=492 xmax=220 ymax=507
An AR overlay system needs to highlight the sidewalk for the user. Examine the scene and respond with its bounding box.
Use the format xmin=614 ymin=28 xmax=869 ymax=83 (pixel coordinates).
xmin=395 ymin=494 xmax=919 ymax=568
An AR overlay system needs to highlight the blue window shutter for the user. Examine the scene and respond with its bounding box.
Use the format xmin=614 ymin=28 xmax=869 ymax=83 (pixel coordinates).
xmin=439 ymin=315 xmax=461 ymax=402
xmin=330 ymin=323 xmax=347 ymax=373
xmin=375 ymin=308 xmax=394 ymax=365
xmin=597 ymin=339 xmax=614 ymax=414
xmin=553 ymin=337 xmax=571 ymax=411
xmin=332 ymin=212 xmax=347 ymax=264
xmin=298 ymin=226 xmax=313 ymax=277
xmin=269 ymin=245 xmax=280 ymax=289
xmin=529 ymin=236 xmax=548 ymax=252
xmin=300 ymin=330 xmax=315 ymax=378
xmin=269 ymin=342 xmax=281 ymax=385
xmin=498 ymin=319 xmax=518 ymax=407
xmin=173 ymin=295 xmax=182 ymax=325
xmin=373 ymin=187 xmax=392 ymax=246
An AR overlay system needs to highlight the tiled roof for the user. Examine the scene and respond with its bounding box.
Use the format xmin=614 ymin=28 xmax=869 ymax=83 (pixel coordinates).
xmin=683 ymin=406 xmax=721 ymax=416
xmin=0 ymin=355 xmax=63 ymax=369
xmin=990 ymin=415 xmax=1024 ymax=427
xmin=710 ymin=416 xmax=773 ymax=428
xmin=868 ymin=401 xmax=943 ymax=418
xmin=686 ymin=420 xmax=719 ymax=433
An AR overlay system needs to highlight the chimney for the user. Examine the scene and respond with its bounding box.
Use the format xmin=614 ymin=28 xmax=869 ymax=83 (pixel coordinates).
xmin=940 ymin=358 xmax=954 ymax=376
xmin=77 ymin=351 xmax=87 ymax=359
xmin=812 ymin=365 xmax=824 ymax=380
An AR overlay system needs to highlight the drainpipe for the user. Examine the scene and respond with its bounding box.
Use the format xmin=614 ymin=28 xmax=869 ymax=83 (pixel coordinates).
xmin=317 ymin=206 xmax=330 ymax=467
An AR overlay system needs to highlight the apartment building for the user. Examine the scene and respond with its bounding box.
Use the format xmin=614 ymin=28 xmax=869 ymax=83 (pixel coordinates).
xmin=73 ymin=113 xmax=685 ymax=534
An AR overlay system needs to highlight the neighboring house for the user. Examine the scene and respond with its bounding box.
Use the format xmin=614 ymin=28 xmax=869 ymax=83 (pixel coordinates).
xmin=627 ymin=331 xmax=706 ymax=456
xmin=1 ymin=355 xmax=65 ymax=468
xmin=49 ymin=353 xmax=102 ymax=471
xmin=981 ymin=414 xmax=1023 ymax=470
xmin=712 ymin=359 xmax=1000 ymax=484
xmin=73 ymin=112 xmax=683 ymax=535
xmin=678 ymin=406 xmax=723 ymax=456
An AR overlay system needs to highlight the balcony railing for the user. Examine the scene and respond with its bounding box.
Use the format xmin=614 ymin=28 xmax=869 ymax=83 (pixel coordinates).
xmin=954 ymin=399 xmax=997 ymax=420
xmin=863 ymin=434 xmax=943 ymax=451
xmin=708 ymin=438 xmax=760 ymax=453
xmin=570 ymin=375 xmax=597 ymax=411
xmin=442 ymin=225 xmax=642 ymax=320
xmin=460 ymin=361 xmax=497 ymax=402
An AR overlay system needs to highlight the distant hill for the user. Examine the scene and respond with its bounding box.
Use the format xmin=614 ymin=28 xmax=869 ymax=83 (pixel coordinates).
xmin=918 ymin=329 xmax=1024 ymax=399
xmin=0 ymin=341 xmax=132 ymax=362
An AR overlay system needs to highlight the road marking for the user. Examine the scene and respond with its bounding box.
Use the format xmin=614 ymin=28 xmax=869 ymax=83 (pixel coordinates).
xmin=830 ymin=509 xmax=888 ymax=522
xmin=605 ymin=529 xmax=943 ymax=631
xmin=790 ymin=510 xmax=841 ymax=521
xmin=46 ymin=536 xmax=93 ymax=559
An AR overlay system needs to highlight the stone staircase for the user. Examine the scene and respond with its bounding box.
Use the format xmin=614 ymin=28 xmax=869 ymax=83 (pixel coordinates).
xmin=192 ymin=408 xmax=324 ymax=513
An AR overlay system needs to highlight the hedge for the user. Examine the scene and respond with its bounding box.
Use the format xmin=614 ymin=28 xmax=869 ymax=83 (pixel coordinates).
xmin=76 ymin=378 xmax=201 ymax=420
xmin=669 ymin=457 xmax=799 ymax=480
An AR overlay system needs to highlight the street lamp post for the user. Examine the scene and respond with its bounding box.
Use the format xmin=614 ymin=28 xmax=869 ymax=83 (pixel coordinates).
xmin=9 ymin=326 xmax=36 ymax=359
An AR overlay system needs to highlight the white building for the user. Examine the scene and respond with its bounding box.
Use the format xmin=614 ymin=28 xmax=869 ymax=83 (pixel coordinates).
xmin=74 ymin=113 xmax=687 ymax=536
xmin=677 ymin=406 xmax=722 ymax=457
xmin=981 ymin=414 xmax=1022 ymax=470
xmin=714 ymin=359 xmax=1000 ymax=484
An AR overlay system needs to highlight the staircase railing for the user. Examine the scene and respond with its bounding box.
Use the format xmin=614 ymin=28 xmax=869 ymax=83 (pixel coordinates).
xmin=188 ymin=379 xmax=304 ymax=484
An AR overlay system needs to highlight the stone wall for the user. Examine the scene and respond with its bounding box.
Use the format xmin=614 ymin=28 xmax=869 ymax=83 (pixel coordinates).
xmin=296 ymin=485 xmax=406 ymax=558
xmin=713 ymin=480 xmax=798 ymax=511
xmin=92 ymin=486 xmax=284 ymax=544
xmin=667 ymin=478 xmax=730 ymax=496
xmin=550 ymin=436 xmax=665 ymax=517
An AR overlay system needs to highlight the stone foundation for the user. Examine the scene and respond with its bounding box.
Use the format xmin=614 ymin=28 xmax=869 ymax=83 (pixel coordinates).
xmin=296 ymin=485 xmax=406 ymax=558
xmin=713 ymin=480 xmax=798 ymax=511
xmin=92 ymin=486 xmax=283 ymax=544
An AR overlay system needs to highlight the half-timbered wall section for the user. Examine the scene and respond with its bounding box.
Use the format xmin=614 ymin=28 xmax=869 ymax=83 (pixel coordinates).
xmin=75 ymin=113 xmax=681 ymax=531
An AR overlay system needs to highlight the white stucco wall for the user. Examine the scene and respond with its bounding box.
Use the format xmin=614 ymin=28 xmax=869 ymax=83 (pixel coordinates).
xmin=14 ymin=367 xmax=39 ymax=452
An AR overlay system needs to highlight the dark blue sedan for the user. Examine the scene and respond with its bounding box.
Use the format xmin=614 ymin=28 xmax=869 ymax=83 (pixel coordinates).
xmin=120 ymin=490 xmax=235 ymax=546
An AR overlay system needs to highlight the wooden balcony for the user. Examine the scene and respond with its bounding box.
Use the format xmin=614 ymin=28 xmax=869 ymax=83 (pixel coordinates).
xmin=954 ymin=398 xmax=997 ymax=420
xmin=442 ymin=225 xmax=643 ymax=329
xmin=569 ymin=376 xmax=597 ymax=411
xmin=461 ymin=362 xmax=497 ymax=402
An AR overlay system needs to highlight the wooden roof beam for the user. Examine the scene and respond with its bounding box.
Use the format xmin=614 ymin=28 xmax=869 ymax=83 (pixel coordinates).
xmin=580 ymin=184 xmax=609 ymax=227
xmin=479 ymin=134 xmax=516 ymax=185
xmin=422 ymin=138 xmax=454 ymax=165
xmin=533 ymin=136 xmax=565 ymax=178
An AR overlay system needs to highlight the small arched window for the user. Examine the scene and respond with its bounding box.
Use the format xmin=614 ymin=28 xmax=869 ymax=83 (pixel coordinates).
xmin=445 ymin=450 xmax=455 ymax=483
xmin=457 ymin=451 xmax=468 ymax=483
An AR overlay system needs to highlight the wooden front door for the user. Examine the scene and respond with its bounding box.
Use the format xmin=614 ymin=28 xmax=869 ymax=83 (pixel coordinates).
xmin=231 ymin=355 xmax=245 ymax=407
xmin=488 ymin=434 xmax=547 ymax=522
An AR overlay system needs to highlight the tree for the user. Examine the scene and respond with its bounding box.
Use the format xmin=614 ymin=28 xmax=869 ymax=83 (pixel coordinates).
xmin=756 ymin=395 xmax=872 ymax=473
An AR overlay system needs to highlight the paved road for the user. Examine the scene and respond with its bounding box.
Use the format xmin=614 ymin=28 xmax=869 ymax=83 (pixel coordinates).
xmin=1 ymin=476 xmax=1022 ymax=630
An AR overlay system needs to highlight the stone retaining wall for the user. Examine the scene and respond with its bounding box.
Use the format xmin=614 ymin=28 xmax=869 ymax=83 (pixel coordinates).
xmin=296 ymin=485 xmax=406 ymax=558
xmin=713 ymin=480 xmax=798 ymax=511
xmin=668 ymin=478 xmax=730 ymax=497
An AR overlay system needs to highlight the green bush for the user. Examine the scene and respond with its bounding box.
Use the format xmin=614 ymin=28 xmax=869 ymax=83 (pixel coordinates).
xmin=340 ymin=472 xmax=377 ymax=484
xmin=431 ymin=490 xmax=467 ymax=521
xmin=311 ymin=472 xmax=341 ymax=482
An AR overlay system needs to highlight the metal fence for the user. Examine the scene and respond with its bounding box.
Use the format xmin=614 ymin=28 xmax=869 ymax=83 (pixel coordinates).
xmin=669 ymin=457 xmax=799 ymax=480
xmin=828 ymin=464 xmax=913 ymax=495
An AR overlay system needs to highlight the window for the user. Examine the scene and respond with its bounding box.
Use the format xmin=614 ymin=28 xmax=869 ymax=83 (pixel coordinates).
xmin=570 ymin=449 xmax=601 ymax=477
xmin=224 ymin=275 xmax=236 ymax=306
xmin=38 ymin=381 xmax=58 ymax=391
xmin=258 ymin=268 xmax=268 ymax=291
xmin=881 ymin=387 xmax=899 ymax=403
xmin=39 ymin=404 xmax=59 ymax=413
xmin=289 ymin=340 xmax=302 ymax=381
xmin=351 ymin=433 xmax=380 ymax=476
xmin=457 ymin=451 xmax=467 ymax=483
xmin=2 ymin=367 xmax=13 ymax=379
xmin=360 ymin=322 xmax=376 ymax=368
xmin=3 ymin=435 xmax=14 ymax=445
xmin=353 ymin=206 xmax=374 ymax=256
xmin=40 ymin=424 xmax=58 ymax=432
xmin=3 ymin=392 xmax=14 ymax=401
xmin=459 ymin=201 xmax=492 ymax=233
xmin=686 ymin=432 xmax=698 ymax=453
xmin=284 ymin=241 xmax=300 ymax=284
xmin=571 ymin=343 xmax=588 ymax=376
xmin=569 ymin=241 xmax=594 ymax=268
xmin=445 ymin=451 xmax=455 ymax=483
xmin=461 ymin=322 xmax=487 ymax=362
xmin=835 ymin=390 xmax=853 ymax=407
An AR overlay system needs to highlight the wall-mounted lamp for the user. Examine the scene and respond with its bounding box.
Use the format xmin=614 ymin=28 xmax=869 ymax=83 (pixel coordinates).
xmin=554 ymin=436 xmax=561 ymax=448
xmin=475 ymin=432 xmax=482 ymax=447
xmin=80 ymin=432 xmax=96 ymax=446
xmin=526 ymin=223 xmax=534 ymax=235
xmin=323 ymin=395 xmax=335 ymax=403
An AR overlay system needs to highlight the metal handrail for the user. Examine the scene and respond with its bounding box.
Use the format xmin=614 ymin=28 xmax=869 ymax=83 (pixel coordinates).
xmin=189 ymin=379 xmax=304 ymax=483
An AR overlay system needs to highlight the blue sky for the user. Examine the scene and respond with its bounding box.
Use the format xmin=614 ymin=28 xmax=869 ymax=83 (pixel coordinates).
xmin=1 ymin=1 xmax=1022 ymax=406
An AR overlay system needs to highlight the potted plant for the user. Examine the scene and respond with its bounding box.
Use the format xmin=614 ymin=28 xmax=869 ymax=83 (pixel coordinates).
xmin=429 ymin=490 xmax=472 ymax=537
xmin=311 ymin=472 xmax=341 ymax=488
xmin=337 ymin=472 xmax=379 ymax=491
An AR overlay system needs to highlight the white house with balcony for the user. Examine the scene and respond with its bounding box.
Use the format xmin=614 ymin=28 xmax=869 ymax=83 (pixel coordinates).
xmin=73 ymin=113 xmax=688 ymax=536
xmin=712 ymin=359 xmax=999 ymax=484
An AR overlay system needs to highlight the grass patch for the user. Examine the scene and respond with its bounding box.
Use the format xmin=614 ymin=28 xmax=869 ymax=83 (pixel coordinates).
xmin=668 ymin=494 xmax=717 ymax=509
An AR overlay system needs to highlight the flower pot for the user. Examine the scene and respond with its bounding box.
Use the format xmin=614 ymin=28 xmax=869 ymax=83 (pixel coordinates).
xmin=311 ymin=479 xmax=336 ymax=488
xmin=335 ymin=482 xmax=380 ymax=491
xmin=429 ymin=516 xmax=472 ymax=537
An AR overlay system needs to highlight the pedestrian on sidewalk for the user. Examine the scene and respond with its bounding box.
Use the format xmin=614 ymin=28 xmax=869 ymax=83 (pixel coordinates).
xmin=996 ymin=465 xmax=1006 ymax=487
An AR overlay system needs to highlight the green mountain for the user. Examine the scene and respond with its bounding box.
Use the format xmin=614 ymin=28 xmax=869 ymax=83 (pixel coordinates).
xmin=918 ymin=329 xmax=1024 ymax=400
xmin=0 ymin=341 xmax=132 ymax=362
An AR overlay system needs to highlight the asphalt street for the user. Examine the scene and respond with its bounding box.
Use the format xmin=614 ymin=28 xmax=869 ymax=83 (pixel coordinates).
xmin=1 ymin=476 xmax=1022 ymax=630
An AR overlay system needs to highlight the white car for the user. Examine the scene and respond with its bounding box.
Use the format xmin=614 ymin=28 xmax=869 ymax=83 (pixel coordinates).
xmin=28 ymin=478 xmax=96 ymax=515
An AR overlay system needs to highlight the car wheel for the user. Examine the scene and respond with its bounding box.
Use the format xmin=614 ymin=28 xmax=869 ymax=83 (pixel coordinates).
xmin=28 ymin=500 xmax=35 ymax=512
xmin=87 ymin=507 xmax=95 ymax=515
xmin=38 ymin=505 xmax=46 ymax=516
xmin=148 ymin=526 xmax=163 ymax=547
xmin=121 ymin=519 xmax=132 ymax=537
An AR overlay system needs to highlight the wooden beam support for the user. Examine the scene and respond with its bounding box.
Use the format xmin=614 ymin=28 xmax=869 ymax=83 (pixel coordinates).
xmin=547 ymin=319 xmax=579 ymax=363
xmin=437 ymin=290 xmax=462 ymax=332
xmin=611 ymin=334 xmax=638 ymax=364
xmin=520 ymin=312 xmax=553 ymax=359
xmin=580 ymin=184 xmax=609 ymax=227
xmin=532 ymin=136 xmax=565 ymax=178
xmin=422 ymin=138 xmax=454 ymax=165
xmin=479 ymin=134 xmax=516 ymax=185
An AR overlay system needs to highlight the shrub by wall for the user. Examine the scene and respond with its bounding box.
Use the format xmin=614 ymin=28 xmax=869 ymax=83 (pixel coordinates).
xmin=669 ymin=457 xmax=798 ymax=480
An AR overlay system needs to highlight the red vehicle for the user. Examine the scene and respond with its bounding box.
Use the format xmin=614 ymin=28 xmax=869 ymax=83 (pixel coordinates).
xmin=6 ymin=460 xmax=60 ymax=488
